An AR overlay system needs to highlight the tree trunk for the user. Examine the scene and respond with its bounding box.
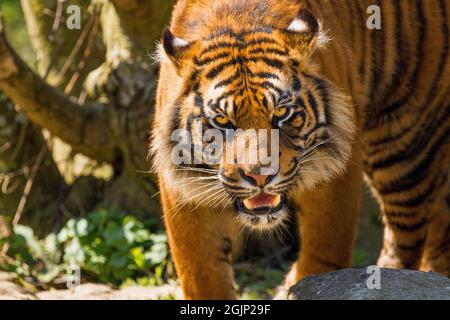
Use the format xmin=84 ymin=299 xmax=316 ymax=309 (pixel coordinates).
xmin=0 ymin=0 xmax=174 ymax=234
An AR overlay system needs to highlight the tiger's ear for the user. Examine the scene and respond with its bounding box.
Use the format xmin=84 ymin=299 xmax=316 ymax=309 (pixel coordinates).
xmin=276 ymin=9 xmax=325 ymax=57
xmin=162 ymin=28 xmax=200 ymax=72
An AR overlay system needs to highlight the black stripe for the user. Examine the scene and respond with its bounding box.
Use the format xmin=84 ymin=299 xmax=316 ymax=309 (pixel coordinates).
xmin=295 ymin=96 xmax=306 ymax=109
xmin=248 ymin=48 xmax=288 ymax=56
xmin=194 ymin=93 xmax=204 ymax=111
xmin=389 ymin=218 xmax=428 ymax=232
xmin=205 ymin=56 xmax=283 ymax=79
xmin=197 ymin=52 xmax=231 ymax=66
xmin=422 ymin=0 xmax=449 ymax=108
xmin=214 ymin=71 xmax=242 ymax=89
xmin=269 ymin=92 xmax=278 ymax=106
xmin=372 ymin=107 xmax=450 ymax=171
xmin=378 ymin=0 xmax=404 ymax=102
xmin=368 ymin=124 xmax=413 ymax=149
xmin=245 ymin=57 xmax=284 ymax=68
xmin=306 ymin=91 xmax=320 ymax=121
xmin=386 ymin=177 xmax=442 ymax=208
xmin=261 ymin=95 xmax=270 ymax=110
xmin=384 ymin=211 xmax=420 ymax=218
xmin=203 ymin=27 xmax=274 ymax=41
xmin=252 ymin=72 xmax=280 ymax=80
xmin=370 ymin=1 xmax=449 ymax=148
xmin=185 ymin=112 xmax=196 ymax=133
xmin=247 ymin=80 xmax=283 ymax=96
xmin=200 ymin=42 xmax=240 ymax=55
xmin=374 ymin=1 xmax=427 ymax=119
xmin=378 ymin=151 xmax=444 ymax=196
xmin=396 ymin=237 xmax=426 ymax=252
xmin=368 ymin=100 xmax=446 ymax=156
xmin=182 ymin=70 xmax=200 ymax=96
xmin=205 ymin=59 xmax=239 ymax=79
xmin=244 ymin=38 xmax=280 ymax=47
xmin=291 ymin=74 xmax=302 ymax=91
xmin=303 ymin=73 xmax=330 ymax=123
xmin=285 ymin=159 xmax=299 ymax=176
xmin=169 ymin=104 xmax=181 ymax=146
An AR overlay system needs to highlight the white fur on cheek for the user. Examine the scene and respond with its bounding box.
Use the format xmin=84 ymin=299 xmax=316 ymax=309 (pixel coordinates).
xmin=287 ymin=19 xmax=309 ymax=33
xmin=150 ymin=42 xmax=169 ymax=64
xmin=150 ymin=37 xmax=190 ymax=65
xmin=316 ymin=22 xmax=331 ymax=48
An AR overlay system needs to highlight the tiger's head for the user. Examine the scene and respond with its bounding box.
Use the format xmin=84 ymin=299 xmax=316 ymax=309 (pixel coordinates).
xmin=152 ymin=9 xmax=355 ymax=229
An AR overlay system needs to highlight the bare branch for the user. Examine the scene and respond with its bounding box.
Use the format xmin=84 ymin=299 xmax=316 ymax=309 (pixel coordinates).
xmin=108 ymin=0 xmax=175 ymax=53
xmin=20 ymin=0 xmax=54 ymax=76
xmin=0 ymin=17 xmax=117 ymax=163
xmin=20 ymin=0 xmax=106 ymax=89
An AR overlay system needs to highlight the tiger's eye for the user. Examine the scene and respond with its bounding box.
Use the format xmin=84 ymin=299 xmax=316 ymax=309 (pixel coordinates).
xmin=274 ymin=107 xmax=288 ymax=118
xmin=215 ymin=115 xmax=230 ymax=125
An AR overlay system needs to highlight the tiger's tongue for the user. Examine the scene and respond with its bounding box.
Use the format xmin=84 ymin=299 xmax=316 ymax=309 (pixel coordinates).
xmin=243 ymin=193 xmax=281 ymax=210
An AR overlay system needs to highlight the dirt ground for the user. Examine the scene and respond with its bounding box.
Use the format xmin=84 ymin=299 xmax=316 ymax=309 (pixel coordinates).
xmin=0 ymin=272 xmax=181 ymax=300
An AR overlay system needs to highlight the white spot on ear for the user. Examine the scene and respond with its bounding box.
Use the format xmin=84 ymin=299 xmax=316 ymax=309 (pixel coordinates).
xmin=173 ymin=37 xmax=189 ymax=48
xmin=287 ymin=19 xmax=309 ymax=33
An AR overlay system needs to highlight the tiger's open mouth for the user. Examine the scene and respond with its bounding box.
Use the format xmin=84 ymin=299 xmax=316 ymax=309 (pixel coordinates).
xmin=234 ymin=193 xmax=287 ymax=228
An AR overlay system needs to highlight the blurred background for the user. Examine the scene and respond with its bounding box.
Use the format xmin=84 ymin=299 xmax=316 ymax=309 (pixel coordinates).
xmin=0 ymin=0 xmax=382 ymax=299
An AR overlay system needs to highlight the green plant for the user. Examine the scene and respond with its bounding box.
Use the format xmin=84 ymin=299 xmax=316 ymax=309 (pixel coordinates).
xmin=0 ymin=209 xmax=171 ymax=287
xmin=1 ymin=224 xmax=62 ymax=284
xmin=235 ymin=263 xmax=288 ymax=300
xmin=352 ymin=248 xmax=369 ymax=268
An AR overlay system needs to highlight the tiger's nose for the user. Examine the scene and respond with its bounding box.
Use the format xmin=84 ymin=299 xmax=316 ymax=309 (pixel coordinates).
xmin=240 ymin=168 xmax=276 ymax=187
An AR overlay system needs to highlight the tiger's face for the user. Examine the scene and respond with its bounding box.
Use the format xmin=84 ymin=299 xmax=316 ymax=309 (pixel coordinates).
xmin=154 ymin=9 xmax=355 ymax=229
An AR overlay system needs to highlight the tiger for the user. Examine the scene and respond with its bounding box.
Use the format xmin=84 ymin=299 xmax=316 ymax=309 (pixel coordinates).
xmin=151 ymin=0 xmax=450 ymax=299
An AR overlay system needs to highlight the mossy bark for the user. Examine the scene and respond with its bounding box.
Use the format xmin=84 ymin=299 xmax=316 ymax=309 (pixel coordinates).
xmin=0 ymin=0 xmax=174 ymax=234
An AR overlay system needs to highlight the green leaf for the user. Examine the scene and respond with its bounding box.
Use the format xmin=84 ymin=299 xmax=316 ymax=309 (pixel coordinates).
xmin=130 ymin=247 xmax=145 ymax=269
xmin=110 ymin=252 xmax=128 ymax=269
xmin=112 ymin=267 xmax=133 ymax=281
xmin=2 ymin=208 xmax=171 ymax=287
xmin=103 ymin=222 xmax=127 ymax=249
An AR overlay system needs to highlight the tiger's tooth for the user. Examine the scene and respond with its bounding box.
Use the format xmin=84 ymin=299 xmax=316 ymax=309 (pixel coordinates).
xmin=272 ymin=194 xmax=281 ymax=207
xmin=243 ymin=198 xmax=253 ymax=209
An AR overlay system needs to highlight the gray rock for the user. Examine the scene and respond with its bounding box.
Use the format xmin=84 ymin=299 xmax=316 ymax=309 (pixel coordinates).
xmin=288 ymin=268 xmax=450 ymax=300
xmin=36 ymin=283 xmax=181 ymax=300
xmin=0 ymin=272 xmax=181 ymax=300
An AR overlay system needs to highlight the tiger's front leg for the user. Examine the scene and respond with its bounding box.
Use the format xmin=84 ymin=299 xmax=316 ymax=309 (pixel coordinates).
xmin=284 ymin=148 xmax=364 ymax=287
xmin=159 ymin=179 xmax=238 ymax=300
